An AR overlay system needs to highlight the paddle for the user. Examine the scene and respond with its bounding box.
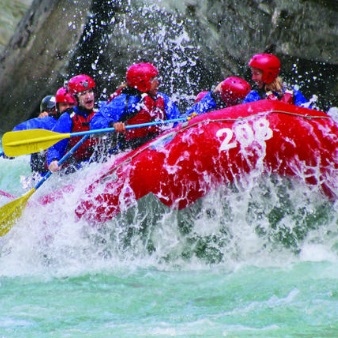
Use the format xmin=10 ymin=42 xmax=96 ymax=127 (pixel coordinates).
xmin=2 ymin=118 xmax=187 ymax=157
xmin=0 ymin=135 xmax=90 ymax=236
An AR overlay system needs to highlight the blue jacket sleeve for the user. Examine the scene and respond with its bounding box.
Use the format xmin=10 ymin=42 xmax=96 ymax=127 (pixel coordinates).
xmin=47 ymin=113 xmax=73 ymax=164
xmin=91 ymin=95 xmax=135 ymax=129
xmin=184 ymin=92 xmax=216 ymax=117
xmin=160 ymin=93 xmax=181 ymax=120
xmin=13 ymin=116 xmax=56 ymax=131
xmin=242 ymin=90 xmax=261 ymax=104
xmin=293 ymin=88 xmax=309 ymax=107
xmin=90 ymin=101 xmax=114 ymax=129
xmin=92 ymin=94 xmax=182 ymax=131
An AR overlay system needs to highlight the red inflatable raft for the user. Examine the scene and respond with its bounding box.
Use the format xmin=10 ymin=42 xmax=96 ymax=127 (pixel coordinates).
xmin=50 ymin=100 xmax=338 ymax=224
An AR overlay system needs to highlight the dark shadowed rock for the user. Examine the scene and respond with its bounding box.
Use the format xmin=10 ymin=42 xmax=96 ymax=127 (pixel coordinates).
xmin=0 ymin=0 xmax=31 ymax=54
xmin=0 ymin=0 xmax=92 ymax=132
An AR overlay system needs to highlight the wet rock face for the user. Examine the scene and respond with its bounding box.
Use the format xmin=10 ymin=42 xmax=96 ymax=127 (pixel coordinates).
xmin=197 ymin=0 xmax=338 ymax=63
xmin=0 ymin=0 xmax=337 ymax=132
xmin=0 ymin=1 xmax=31 ymax=54
xmin=0 ymin=0 xmax=92 ymax=132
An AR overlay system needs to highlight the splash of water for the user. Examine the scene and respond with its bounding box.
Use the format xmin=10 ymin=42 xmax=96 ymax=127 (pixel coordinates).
xmin=0 ymin=155 xmax=337 ymax=278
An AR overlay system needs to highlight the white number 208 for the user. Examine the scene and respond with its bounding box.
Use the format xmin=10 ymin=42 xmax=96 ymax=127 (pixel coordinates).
xmin=216 ymin=117 xmax=273 ymax=152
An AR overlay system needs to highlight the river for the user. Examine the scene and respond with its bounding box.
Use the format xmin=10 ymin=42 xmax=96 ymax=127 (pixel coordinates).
xmin=0 ymin=152 xmax=338 ymax=336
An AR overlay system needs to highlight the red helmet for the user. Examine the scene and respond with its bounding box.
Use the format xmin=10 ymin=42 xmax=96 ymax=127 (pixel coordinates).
xmin=67 ymin=74 xmax=96 ymax=95
xmin=248 ymin=53 xmax=281 ymax=84
xmin=126 ymin=63 xmax=159 ymax=93
xmin=220 ymin=76 xmax=251 ymax=105
xmin=195 ymin=91 xmax=209 ymax=103
xmin=55 ymin=87 xmax=77 ymax=105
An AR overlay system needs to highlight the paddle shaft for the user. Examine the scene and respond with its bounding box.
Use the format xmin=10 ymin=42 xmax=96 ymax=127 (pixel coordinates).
xmin=0 ymin=135 xmax=90 ymax=236
xmin=2 ymin=117 xmax=187 ymax=157
xmin=34 ymin=135 xmax=90 ymax=190
xmin=63 ymin=117 xmax=187 ymax=138
xmin=0 ymin=137 xmax=80 ymax=202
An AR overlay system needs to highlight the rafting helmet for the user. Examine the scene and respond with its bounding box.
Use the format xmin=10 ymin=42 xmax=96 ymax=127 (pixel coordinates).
xmin=67 ymin=74 xmax=96 ymax=95
xmin=126 ymin=63 xmax=159 ymax=93
xmin=220 ymin=76 xmax=251 ymax=105
xmin=195 ymin=91 xmax=209 ymax=103
xmin=40 ymin=95 xmax=56 ymax=113
xmin=55 ymin=87 xmax=77 ymax=105
xmin=248 ymin=53 xmax=281 ymax=84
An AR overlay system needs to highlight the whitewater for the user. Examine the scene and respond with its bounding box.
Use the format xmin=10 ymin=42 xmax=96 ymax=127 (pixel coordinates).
xmin=0 ymin=145 xmax=338 ymax=337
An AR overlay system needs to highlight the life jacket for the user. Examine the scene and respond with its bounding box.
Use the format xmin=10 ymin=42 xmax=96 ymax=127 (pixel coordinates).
xmin=67 ymin=110 xmax=97 ymax=162
xmin=120 ymin=93 xmax=166 ymax=142
xmin=265 ymin=89 xmax=294 ymax=104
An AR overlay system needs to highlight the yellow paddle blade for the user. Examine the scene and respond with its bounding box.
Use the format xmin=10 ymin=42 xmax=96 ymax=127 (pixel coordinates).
xmin=0 ymin=188 xmax=36 ymax=236
xmin=2 ymin=129 xmax=70 ymax=157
